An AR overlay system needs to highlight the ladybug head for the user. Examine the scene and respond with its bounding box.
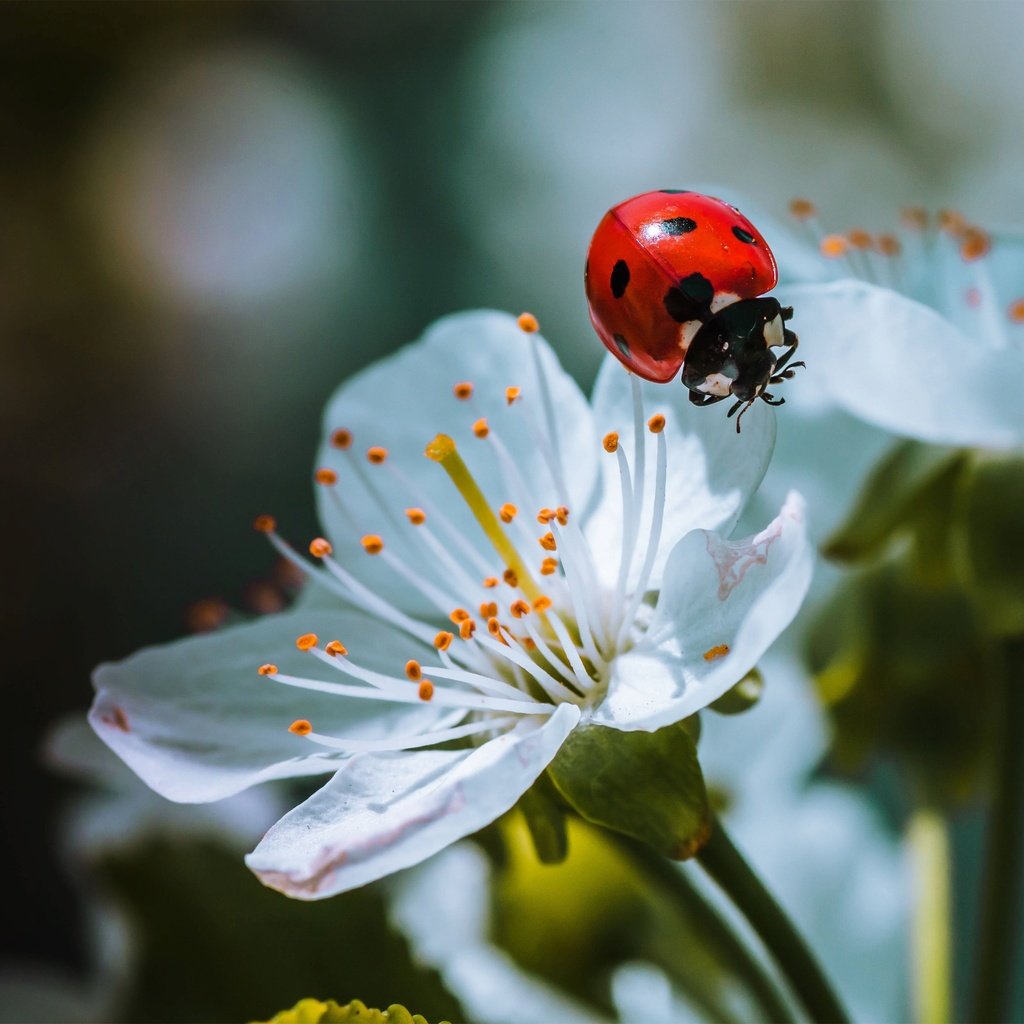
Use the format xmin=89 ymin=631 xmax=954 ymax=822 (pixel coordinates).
xmin=680 ymin=297 xmax=803 ymax=431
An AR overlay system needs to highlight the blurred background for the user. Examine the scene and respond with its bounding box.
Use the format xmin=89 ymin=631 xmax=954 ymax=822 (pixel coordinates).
xmin=4 ymin=2 xmax=1023 ymax=1020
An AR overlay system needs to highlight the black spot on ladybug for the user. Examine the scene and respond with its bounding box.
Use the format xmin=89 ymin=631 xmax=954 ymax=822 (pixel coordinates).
xmin=661 ymin=217 xmax=697 ymax=236
xmin=732 ymin=226 xmax=756 ymax=244
xmin=610 ymin=260 xmax=630 ymax=299
xmin=663 ymin=272 xmax=715 ymax=324
xmin=613 ymin=333 xmax=631 ymax=359
xmin=660 ymin=189 xmax=690 ymax=194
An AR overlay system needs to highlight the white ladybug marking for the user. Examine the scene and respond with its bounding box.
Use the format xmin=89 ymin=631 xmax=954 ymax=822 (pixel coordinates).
xmin=677 ymin=320 xmax=702 ymax=354
xmin=764 ymin=313 xmax=784 ymax=348
xmin=710 ymin=291 xmax=740 ymax=314
xmin=698 ymin=372 xmax=734 ymax=397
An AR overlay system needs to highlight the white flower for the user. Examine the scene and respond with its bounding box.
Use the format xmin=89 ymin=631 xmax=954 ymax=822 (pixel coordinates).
xmin=89 ymin=310 xmax=811 ymax=899
xmin=772 ymin=203 xmax=1024 ymax=451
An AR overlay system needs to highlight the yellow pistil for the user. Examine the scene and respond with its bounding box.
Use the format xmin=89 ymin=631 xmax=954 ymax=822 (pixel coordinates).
xmin=425 ymin=433 xmax=542 ymax=602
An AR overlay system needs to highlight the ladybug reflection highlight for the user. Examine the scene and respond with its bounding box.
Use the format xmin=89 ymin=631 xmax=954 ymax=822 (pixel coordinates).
xmin=585 ymin=190 xmax=804 ymax=431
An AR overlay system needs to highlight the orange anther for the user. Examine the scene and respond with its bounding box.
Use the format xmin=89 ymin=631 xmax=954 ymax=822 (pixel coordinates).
xmin=315 ymin=467 xmax=338 ymax=486
xmin=309 ymin=537 xmax=333 ymax=558
xmin=1009 ymin=299 xmax=1024 ymax=324
xmin=257 ymin=663 xmax=277 ymax=676
xmin=331 ymin=428 xmax=353 ymax=450
xmin=521 ymin=637 xmax=537 ymax=651
xmin=480 ymin=601 xmax=498 ymax=619
xmin=405 ymin=659 xmax=422 ymax=681
xmin=517 ymin=312 xmax=539 ymax=333
xmin=510 ymin=599 xmax=531 ymax=619
xmin=877 ymin=233 xmax=901 ymax=257
xmin=788 ymin=198 xmax=817 ymax=220
xmin=938 ymin=209 xmax=966 ymax=236
xmin=499 ymin=503 xmax=518 ymax=523
xmin=820 ymin=235 xmax=848 ymax=259
xmin=901 ymin=207 xmax=928 ymax=231
xmin=473 ymin=418 xmax=490 ymax=438
xmin=361 ymin=534 xmax=384 ymax=555
xmin=703 ymin=643 xmax=730 ymax=662
xmin=537 ymin=507 xmax=556 ymax=524
xmin=405 ymin=507 xmax=426 ymax=525
xmin=487 ymin=616 xmax=503 ymax=637
xmin=296 ymin=633 xmax=318 ymax=651
xmin=433 ymin=630 xmax=454 ymax=651
xmin=453 ymin=381 xmax=474 ymax=400
xmin=459 ymin=619 xmax=477 ymax=640
xmin=505 ymin=386 xmax=522 ymax=405
xmin=503 ymin=568 xmax=519 ymax=588
xmin=540 ymin=557 xmax=558 ymax=576
xmin=418 ymin=680 xmax=435 ymax=701
xmin=253 ymin=514 xmax=277 ymax=533
xmin=367 ymin=446 xmax=388 ymax=465
xmin=538 ymin=532 xmax=557 ymax=551
xmin=449 ymin=607 xmax=471 ymax=624
xmin=960 ymin=227 xmax=990 ymax=262
xmin=555 ymin=506 xmax=570 ymax=525
xmin=289 ymin=719 xmax=313 ymax=736
xmin=847 ymin=228 xmax=872 ymax=250
xmin=483 ymin=576 xmax=499 ymax=588
xmin=533 ymin=595 xmax=553 ymax=613
xmin=647 ymin=414 xmax=666 ymax=434
xmin=603 ymin=432 xmax=619 ymax=453
xmin=325 ymin=640 xmax=348 ymax=657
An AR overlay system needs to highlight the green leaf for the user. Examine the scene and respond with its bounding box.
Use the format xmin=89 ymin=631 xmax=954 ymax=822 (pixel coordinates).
xmin=518 ymin=772 xmax=569 ymax=864
xmin=959 ymin=452 xmax=1024 ymax=637
xmin=255 ymin=998 xmax=444 ymax=1024
xmin=824 ymin=440 xmax=964 ymax=564
xmin=547 ymin=721 xmax=710 ymax=859
xmin=708 ymin=668 xmax=764 ymax=716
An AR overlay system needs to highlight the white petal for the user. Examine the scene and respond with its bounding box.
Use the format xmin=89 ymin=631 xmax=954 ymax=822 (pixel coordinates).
xmin=585 ymin=354 xmax=776 ymax=590
xmin=246 ymin=702 xmax=579 ymax=899
xmin=89 ymin=607 xmax=444 ymax=803
xmin=781 ymin=279 xmax=1024 ymax=449
xmin=315 ymin=310 xmax=599 ymax=617
xmin=592 ymin=494 xmax=812 ymax=730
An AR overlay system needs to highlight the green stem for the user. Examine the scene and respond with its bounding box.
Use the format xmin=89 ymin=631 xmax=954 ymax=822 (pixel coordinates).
xmin=908 ymin=807 xmax=951 ymax=1024
xmin=970 ymin=638 xmax=1024 ymax=1023
xmin=696 ymin=816 xmax=851 ymax=1024
xmin=612 ymin=833 xmax=796 ymax=1024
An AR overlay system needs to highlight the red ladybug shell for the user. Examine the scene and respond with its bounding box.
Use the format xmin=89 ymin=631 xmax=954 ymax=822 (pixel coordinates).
xmin=585 ymin=191 xmax=778 ymax=383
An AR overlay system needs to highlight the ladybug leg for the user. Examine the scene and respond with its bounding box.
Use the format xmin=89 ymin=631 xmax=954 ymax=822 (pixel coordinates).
xmin=780 ymin=305 xmax=795 ymax=322
xmin=687 ymin=390 xmax=728 ymax=407
xmin=770 ymin=365 xmax=804 ymax=384
xmin=771 ymin=332 xmax=801 ymax=372
xmin=729 ymin=398 xmax=756 ymax=433
xmin=760 ymin=393 xmax=786 ymax=407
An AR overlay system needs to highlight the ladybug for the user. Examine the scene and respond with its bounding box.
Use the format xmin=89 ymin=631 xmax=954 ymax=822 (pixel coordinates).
xmin=585 ymin=190 xmax=803 ymax=429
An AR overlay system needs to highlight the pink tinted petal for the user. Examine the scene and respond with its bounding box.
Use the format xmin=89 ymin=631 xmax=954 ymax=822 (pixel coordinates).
xmin=246 ymin=703 xmax=579 ymax=899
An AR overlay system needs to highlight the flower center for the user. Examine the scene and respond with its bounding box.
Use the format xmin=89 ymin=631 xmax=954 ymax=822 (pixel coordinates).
xmin=251 ymin=315 xmax=674 ymax=755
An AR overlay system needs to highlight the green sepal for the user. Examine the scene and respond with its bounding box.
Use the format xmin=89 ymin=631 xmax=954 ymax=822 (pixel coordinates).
xmin=958 ymin=452 xmax=1024 ymax=638
xmin=708 ymin=668 xmax=764 ymax=716
xmin=547 ymin=720 xmax=711 ymax=860
xmin=255 ymin=998 xmax=445 ymax=1024
xmin=823 ymin=440 xmax=965 ymax=565
xmin=518 ymin=771 xmax=569 ymax=864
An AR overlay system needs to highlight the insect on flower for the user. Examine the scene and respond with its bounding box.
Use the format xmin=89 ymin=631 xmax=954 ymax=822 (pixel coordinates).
xmin=88 ymin=310 xmax=811 ymax=899
xmin=586 ymin=191 xmax=804 ymax=430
